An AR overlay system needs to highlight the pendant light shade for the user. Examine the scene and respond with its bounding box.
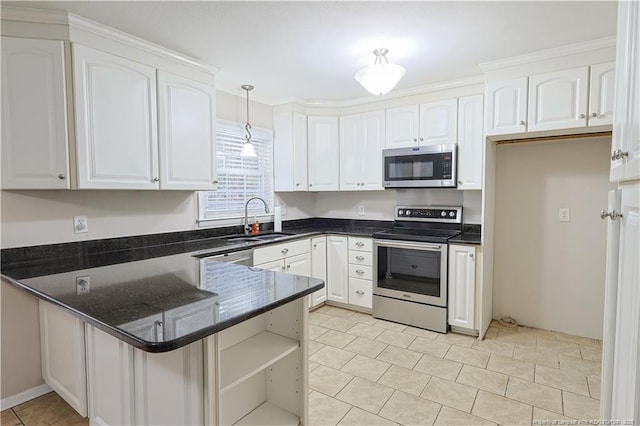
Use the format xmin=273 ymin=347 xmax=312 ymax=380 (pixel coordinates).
xmin=241 ymin=84 xmax=257 ymax=158
xmin=355 ymin=48 xmax=406 ymax=96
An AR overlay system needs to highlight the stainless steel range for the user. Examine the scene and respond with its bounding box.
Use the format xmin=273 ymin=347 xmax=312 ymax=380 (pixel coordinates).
xmin=372 ymin=205 xmax=463 ymax=333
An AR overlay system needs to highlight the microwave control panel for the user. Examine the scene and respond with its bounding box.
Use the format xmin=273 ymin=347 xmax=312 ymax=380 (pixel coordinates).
xmin=395 ymin=206 xmax=463 ymax=223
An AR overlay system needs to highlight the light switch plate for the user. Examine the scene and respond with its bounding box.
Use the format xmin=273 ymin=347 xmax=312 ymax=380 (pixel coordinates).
xmin=559 ymin=207 xmax=570 ymax=222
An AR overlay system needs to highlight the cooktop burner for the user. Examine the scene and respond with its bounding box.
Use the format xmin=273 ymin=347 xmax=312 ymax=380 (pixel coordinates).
xmin=373 ymin=205 xmax=463 ymax=243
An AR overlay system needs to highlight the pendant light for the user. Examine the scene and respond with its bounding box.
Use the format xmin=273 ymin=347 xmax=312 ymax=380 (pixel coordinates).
xmin=355 ymin=48 xmax=406 ymax=96
xmin=240 ymin=84 xmax=257 ymax=157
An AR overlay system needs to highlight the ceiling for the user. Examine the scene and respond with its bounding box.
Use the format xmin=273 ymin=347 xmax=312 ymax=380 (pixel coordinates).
xmin=6 ymin=1 xmax=617 ymax=105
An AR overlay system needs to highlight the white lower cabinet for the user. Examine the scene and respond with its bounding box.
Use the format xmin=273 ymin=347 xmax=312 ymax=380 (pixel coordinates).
xmin=310 ymin=236 xmax=328 ymax=308
xmin=253 ymin=239 xmax=311 ymax=276
xmin=326 ymin=235 xmax=349 ymax=303
xmin=448 ymin=244 xmax=477 ymax=331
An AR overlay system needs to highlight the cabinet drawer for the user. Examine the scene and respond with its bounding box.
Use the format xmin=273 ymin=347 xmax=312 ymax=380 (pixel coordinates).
xmin=348 ymin=237 xmax=372 ymax=252
xmin=253 ymin=239 xmax=310 ymax=264
xmin=348 ymin=264 xmax=372 ymax=280
xmin=348 ymin=251 xmax=373 ymax=266
xmin=349 ymin=278 xmax=372 ymax=309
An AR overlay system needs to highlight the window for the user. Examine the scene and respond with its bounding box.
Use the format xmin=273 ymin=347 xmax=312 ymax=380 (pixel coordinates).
xmin=199 ymin=120 xmax=273 ymax=221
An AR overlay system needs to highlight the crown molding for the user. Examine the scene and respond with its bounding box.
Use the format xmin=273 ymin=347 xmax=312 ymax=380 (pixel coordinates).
xmin=479 ymin=36 xmax=616 ymax=72
xmin=0 ymin=5 xmax=68 ymax=24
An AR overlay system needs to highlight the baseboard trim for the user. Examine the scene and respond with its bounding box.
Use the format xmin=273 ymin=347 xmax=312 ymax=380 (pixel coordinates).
xmin=1 ymin=383 xmax=52 ymax=410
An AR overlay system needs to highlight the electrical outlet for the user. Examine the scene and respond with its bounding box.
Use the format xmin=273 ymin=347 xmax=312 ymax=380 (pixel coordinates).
xmin=73 ymin=215 xmax=88 ymax=234
xmin=559 ymin=207 xmax=570 ymax=222
xmin=76 ymin=275 xmax=90 ymax=295
xmin=358 ymin=205 xmax=365 ymax=216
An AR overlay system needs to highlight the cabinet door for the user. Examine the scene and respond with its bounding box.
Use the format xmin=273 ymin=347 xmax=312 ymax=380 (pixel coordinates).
xmin=310 ymin=237 xmax=328 ymax=307
xmin=348 ymin=278 xmax=373 ymax=309
xmin=326 ymin=236 xmax=348 ymax=303
xmin=39 ymin=301 xmax=87 ymax=416
xmin=385 ymin=105 xmax=419 ymax=148
xmin=73 ymin=44 xmax=159 ymax=189
xmin=527 ymin=67 xmax=589 ymax=132
xmin=158 ymin=70 xmax=216 ymax=190
xmin=1 ymin=37 xmax=70 ymax=189
xmin=419 ymin=99 xmax=458 ymax=145
xmin=293 ymin=112 xmax=309 ymax=191
xmin=457 ymin=95 xmax=484 ymax=190
xmin=274 ymin=111 xmax=308 ymax=192
xmin=255 ymin=259 xmax=285 ymax=272
xmin=339 ymin=114 xmax=362 ymax=191
xmin=588 ymin=62 xmax=616 ymax=127
xmin=485 ymin=77 xmax=528 ymax=135
xmin=308 ymin=116 xmax=339 ymax=191
xmin=286 ymin=252 xmax=311 ymax=276
xmin=360 ymin=110 xmax=385 ymax=190
xmin=448 ymin=244 xmax=476 ymax=330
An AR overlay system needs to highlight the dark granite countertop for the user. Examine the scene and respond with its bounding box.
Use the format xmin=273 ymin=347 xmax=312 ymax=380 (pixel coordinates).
xmin=449 ymin=233 xmax=482 ymax=245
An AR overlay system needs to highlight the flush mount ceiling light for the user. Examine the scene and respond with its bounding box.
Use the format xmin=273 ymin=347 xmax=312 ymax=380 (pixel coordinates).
xmin=240 ymin=84 xmax=257 ymax=158
xmin=355 ymin=48 xmax=406 ymax=96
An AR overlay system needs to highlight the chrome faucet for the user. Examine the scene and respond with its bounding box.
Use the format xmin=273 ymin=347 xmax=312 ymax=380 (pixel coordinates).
xmin=244 ymin=197 xmax=269 ymax=235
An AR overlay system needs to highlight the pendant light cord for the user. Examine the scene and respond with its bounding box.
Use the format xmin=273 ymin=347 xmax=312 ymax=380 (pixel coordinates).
xmin=244 ymin=86 xmax=253 ymax=143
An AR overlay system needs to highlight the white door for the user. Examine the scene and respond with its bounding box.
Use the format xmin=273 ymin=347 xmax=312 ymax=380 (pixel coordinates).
xmin=308 ymin=116 xmax=339 ymax=191
xmin=157 ymin=70 xmax=216 ymax=190
xmin=326 ymin=236 xmax=348 ymax=303
xmin=73 ymin=44 xmax=159 ymax=189
xmin=39 ymin=302 xmax=87 ymax=416
xmin=588 ymin=62 xmax=616 ymax=127
xmin=385 ymin=105 xmax=419 ymax=148
xmin=527 ymin=67 xmax=589 ymax=132
xmin=419 ymin=99 xmax=458 ymax=146
xmin=339 ymin=114 xmax=362 ymax=191
xmin=310 ymin=236 xmax=327 ymax=307
xmin=1 ymin=37 xmax=70 ymax=189
xmin=360 ymin=110 xmax=385 ymax=190
xmin=285 ymin=252 xmax=311 ymax=276
xmin=456 ymin=95 xmax=484 ymax=190
xmin=448 ymin=244 xmax=476 ymax=330
xmin=485 ymin=77 xmax=528 ymax=135
xmin=293 ymin=112 xmax=308 ymax=191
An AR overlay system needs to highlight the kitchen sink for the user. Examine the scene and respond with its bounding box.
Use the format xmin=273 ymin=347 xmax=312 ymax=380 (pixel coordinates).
xmin=224 ymin=232 xmax=295 ymax=243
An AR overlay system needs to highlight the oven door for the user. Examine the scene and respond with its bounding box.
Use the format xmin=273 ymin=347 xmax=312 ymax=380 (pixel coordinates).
xmin=373 ymin=239 xmax=447 ymax=307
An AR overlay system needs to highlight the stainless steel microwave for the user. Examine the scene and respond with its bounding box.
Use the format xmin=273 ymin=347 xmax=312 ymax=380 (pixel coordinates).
xmin=382 ymin=144 xmax=457 ymax=188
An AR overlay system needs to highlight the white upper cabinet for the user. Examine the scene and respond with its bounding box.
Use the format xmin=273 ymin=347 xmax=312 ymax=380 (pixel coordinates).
xmin=527 ymin=67 xmax=589 ymax=132
xmin=457 ymin=95 xmax=484 ymax=190
xmin=419 ymin=99 xmax=458 ymax=146
xmin=385 ymin=105 xmax=419 ymax=148
xmin=485 ymin=77 xmax=528 ymax=135
xmin=1 ymin=37 xmax=70 ymax=189
xmin=308 ymin=116 xmax=339 ymax=191
xmin=588 ymin=62 xmax=616 ymax=127
xmin=273 ymin=110 xmax=308 ymax=191
xmin=340 ymin=110 xmax=384 ymax=191
xmin=73 ymin=44 xmax=159 ymax=189
xmin=157 ymin=70 xmax=217 ymax=190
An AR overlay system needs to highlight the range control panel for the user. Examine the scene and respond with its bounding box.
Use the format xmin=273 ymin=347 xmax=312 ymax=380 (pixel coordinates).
xmin=395 ymin=206 xmax=463 ymax=223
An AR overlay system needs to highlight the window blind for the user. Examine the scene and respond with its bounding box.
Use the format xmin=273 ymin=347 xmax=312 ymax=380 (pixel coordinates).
xmin=199 ymin=120 xmax=273 ymax=220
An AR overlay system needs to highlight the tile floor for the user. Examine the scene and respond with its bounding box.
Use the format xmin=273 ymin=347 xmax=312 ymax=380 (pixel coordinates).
xmin=1 ymin=306 xmax=603 ymax=426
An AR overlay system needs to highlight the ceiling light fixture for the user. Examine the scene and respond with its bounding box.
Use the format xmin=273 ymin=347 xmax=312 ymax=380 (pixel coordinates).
xmin=240 ymin=84 xmax=257 ymax=157
xmin=355 ymin=48 xmax=406 ymax=96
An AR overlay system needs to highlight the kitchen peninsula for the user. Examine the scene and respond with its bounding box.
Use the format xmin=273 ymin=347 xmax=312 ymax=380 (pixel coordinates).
xmin=1 ymin=249 xmax=323 ymax=425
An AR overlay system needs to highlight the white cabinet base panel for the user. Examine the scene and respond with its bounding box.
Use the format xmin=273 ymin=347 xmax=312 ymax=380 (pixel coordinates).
xmin=235 ymin=401 xmax=299 ymax=426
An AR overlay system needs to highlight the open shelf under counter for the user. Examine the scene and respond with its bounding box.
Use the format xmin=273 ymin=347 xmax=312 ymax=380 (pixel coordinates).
xmin=220 ymin=330 xmax=299 ymax=393
xmin=234 ymin=401 xmax=300 ymax=426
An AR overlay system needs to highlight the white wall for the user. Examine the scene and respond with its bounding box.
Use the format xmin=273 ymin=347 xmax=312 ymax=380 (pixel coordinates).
xmin=493 ymin=136 xmax=614 ymax=339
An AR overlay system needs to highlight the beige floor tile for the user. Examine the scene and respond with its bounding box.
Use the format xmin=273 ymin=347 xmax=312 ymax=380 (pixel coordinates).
xmin=350 ymin=312 xmax=378 ymax=325
xmin=376 ymin=345 xmax=422 ymax=369
xmin=375 ymin=329 xmax=416 ymax=349
xmin=533 ymin=407 xmax=575 ymax=422
xmin=471 ymin=338 xmax=515 ymax=358
xmin=310 ymin=360 xmax=320 ymax=372
xmin=456 ymin=365 xmax=508 ymax=396
xmin=343 ymin=337 xmax=388 ymax=358
xmin=316 ymin=330 xmax=358 ymax=349
xmin=310 ymin=312 xmax=332 ymax=325
xmin=580 ymin=345 xmax=603 ymax=362
xmin=506 ymin=376 xmax=563 ymax=414
xmin=337 ymin=407 xmax=398 ymax=426
xmin=341 ymin=354 xmax=391 ymax=382
xmin=345 ymin=323 xmax=385 ymax=340
xmin=513 ymin=345 xmax=560 ymax=368
xmin=49 ymin=412 xmax=88 ymax=426
xmin=336 ymin=377 xmax=395 ymax=414
xmin=408 ymin=337 xmax=451 ymax=358
xmin=435 ymin=332 xmax=475 ymax=348
xmin=1 ymin=409 xmax=21 ymax=426
xmin=483 ymin=327 xmax=499 ymax=340
xmin=12 ymin=392 xmax=54 ymax=411
xmin=310 ymin=365 xmax=355 ymax=396
xmin=562 ymin=391 xmax=601 ymax=420
xmin=421 ymin=376 xmax=478 ymax=413
xmin=323 ymin=317 xmax=358 ymax=333
xmin=471 ymin=390 xmax=533 ymax=425
xmin=309 ymin=340 xmax=326 ymax=355
xmin=324 ymin=307 xmax=356 ymax=319
xmin=434 ymin=406 xmax=496 ymax=425
xmin=555 ymin=332 xmax=602 ymax=348
xmin=536 ymin=337 xmax=581 ymax=357
xmin=13 ymin=392 xmax=77 ymax=426
xmin=496 ymin=329 xmax=537 ymax=347
xmin=377 ymin=364 xmax=431 ymax=396
xmin=309 ymin=391 xmax=352 ymax=426
xmin=310 ymin=324 xmax=330 ymax=340
xmin=535 ymin=364 xmax=590 ymax=396
xmin=587 ymin=376 xmax=601 ymax=400
xmin=414 ymin=354 xmax=463 ymax=381
xmin=374 ymin=319 xmax=408 ymax=332
xmin=315 ymin=305 xmax=334 ymax=314
xmin=379 ymin=390 xmax=441 ymax=425
xmin=486 ymin=354 xmax=535 ymax=381
xmin=559 ymin=354 xmax=602 ymax=378
xmin=403 ymin=326 xmax=438 ymax=340
xmin=445 ymin=345 xmax=490 ymax=368
xmin=310 ymin=345 xmax=356 ymax=369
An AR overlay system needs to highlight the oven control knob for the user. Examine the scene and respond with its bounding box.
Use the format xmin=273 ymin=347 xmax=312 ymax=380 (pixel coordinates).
xmin=405 ymin=210 xmax=411 ymax=216
xmin=449 ymin=211 xmax=456 ymax=217
xmin=398 ymin=210 xmax=403 ymax=216
xmin=441 ymin=211 xmax=447 ymax=217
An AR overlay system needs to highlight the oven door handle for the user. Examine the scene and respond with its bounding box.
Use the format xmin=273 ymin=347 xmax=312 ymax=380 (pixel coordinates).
xmin=373 ymin=239 xmax=444 ymax=251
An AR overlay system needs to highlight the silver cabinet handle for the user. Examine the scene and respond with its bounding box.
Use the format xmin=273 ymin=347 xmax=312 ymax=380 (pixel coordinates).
xmin=355 ymin=290 xmax=365 ymax=295
xmin=356 ymin=269 xmax=364 ymax=274
xmin=469 ymin=253 xmax=474 ymax=258
xmin=601 ymin=210 xmax=623 ymax=220
xmin=309 ymin=183 xmax=313 ymax=187
xmin=519 ymin=120 xmax=526 ymax=126
xmin=356 ymin=242 xmax=364 ymax=247
xmin=612 ymin=149 xmax=630 ymax=161
xmin=58 ymin=173 xmax=65 ymax=180
xmin=355 ymin=256 xmax=364 ymax=261
xmin=419 ymin=137 xmax=424 ymax=142
xmin=296 ymin=183 xmax=300 ymax=186
xmin=413 ymin=138 xmax=418 ymax=142
xmin=286 ymin=264 xmax=291 ymax=270
xmin=579 ymin=113 xmax=586 ymax=119
xmin=153 ymin=177 xmax=159 ymax=182
xmin=591 ymin=112 xmax=598 ymax=118
xmin=313 ymin=243 xmax=317 ymax=248
xmin=458 ymin=180 xmax=463 ymax=185
xmin=213 ymin=180 xmax=219 ymax=184
xmin=281 ymin=248 xmax=289 ymax=254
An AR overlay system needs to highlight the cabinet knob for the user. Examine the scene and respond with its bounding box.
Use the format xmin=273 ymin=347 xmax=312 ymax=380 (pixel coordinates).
xmin=286 ymin=264 xmax=291 ymax=270
xmin=313 ymin=243 xmax=317 ymax=248
xmin=458 ymin=180 xmax=463 ymax=185
xmin=296 ymin=183 xmax=300 ymax=186
xmin=519 ymin=120 xmax=526 ymax=126
xmin=579 ymin=113 xmax=586 ymax=119
xmin=58 ymin=173 xmax=65 ymax=180
xmin=355 ymin=290 xmax=365 ymax=295
xmin=213 ymin=180 xmax=219 ymax=184
xmin=413 ymin=138 xmax=418 ymax=142
xmin=356 ymin=242 xmax=364 ymax=247
xmin=356 ymin=256 xmax=364 ymax=261
xmin=590 ymin=113 xmax=598 ymax=118
xmin=153 ymin=177 xmax=160 ymax=182
xmin=419 ymin=137 xmax=424 ymax=142
xmin=281 ymin=248 xmax=289 ymax=254
xmin=309 ymin=184 xmax=313 ymax=187
xmin=356 ymin=269 xmax=364 ymax=274
xmin=469 ymin=253 xmax=474 ymax=258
